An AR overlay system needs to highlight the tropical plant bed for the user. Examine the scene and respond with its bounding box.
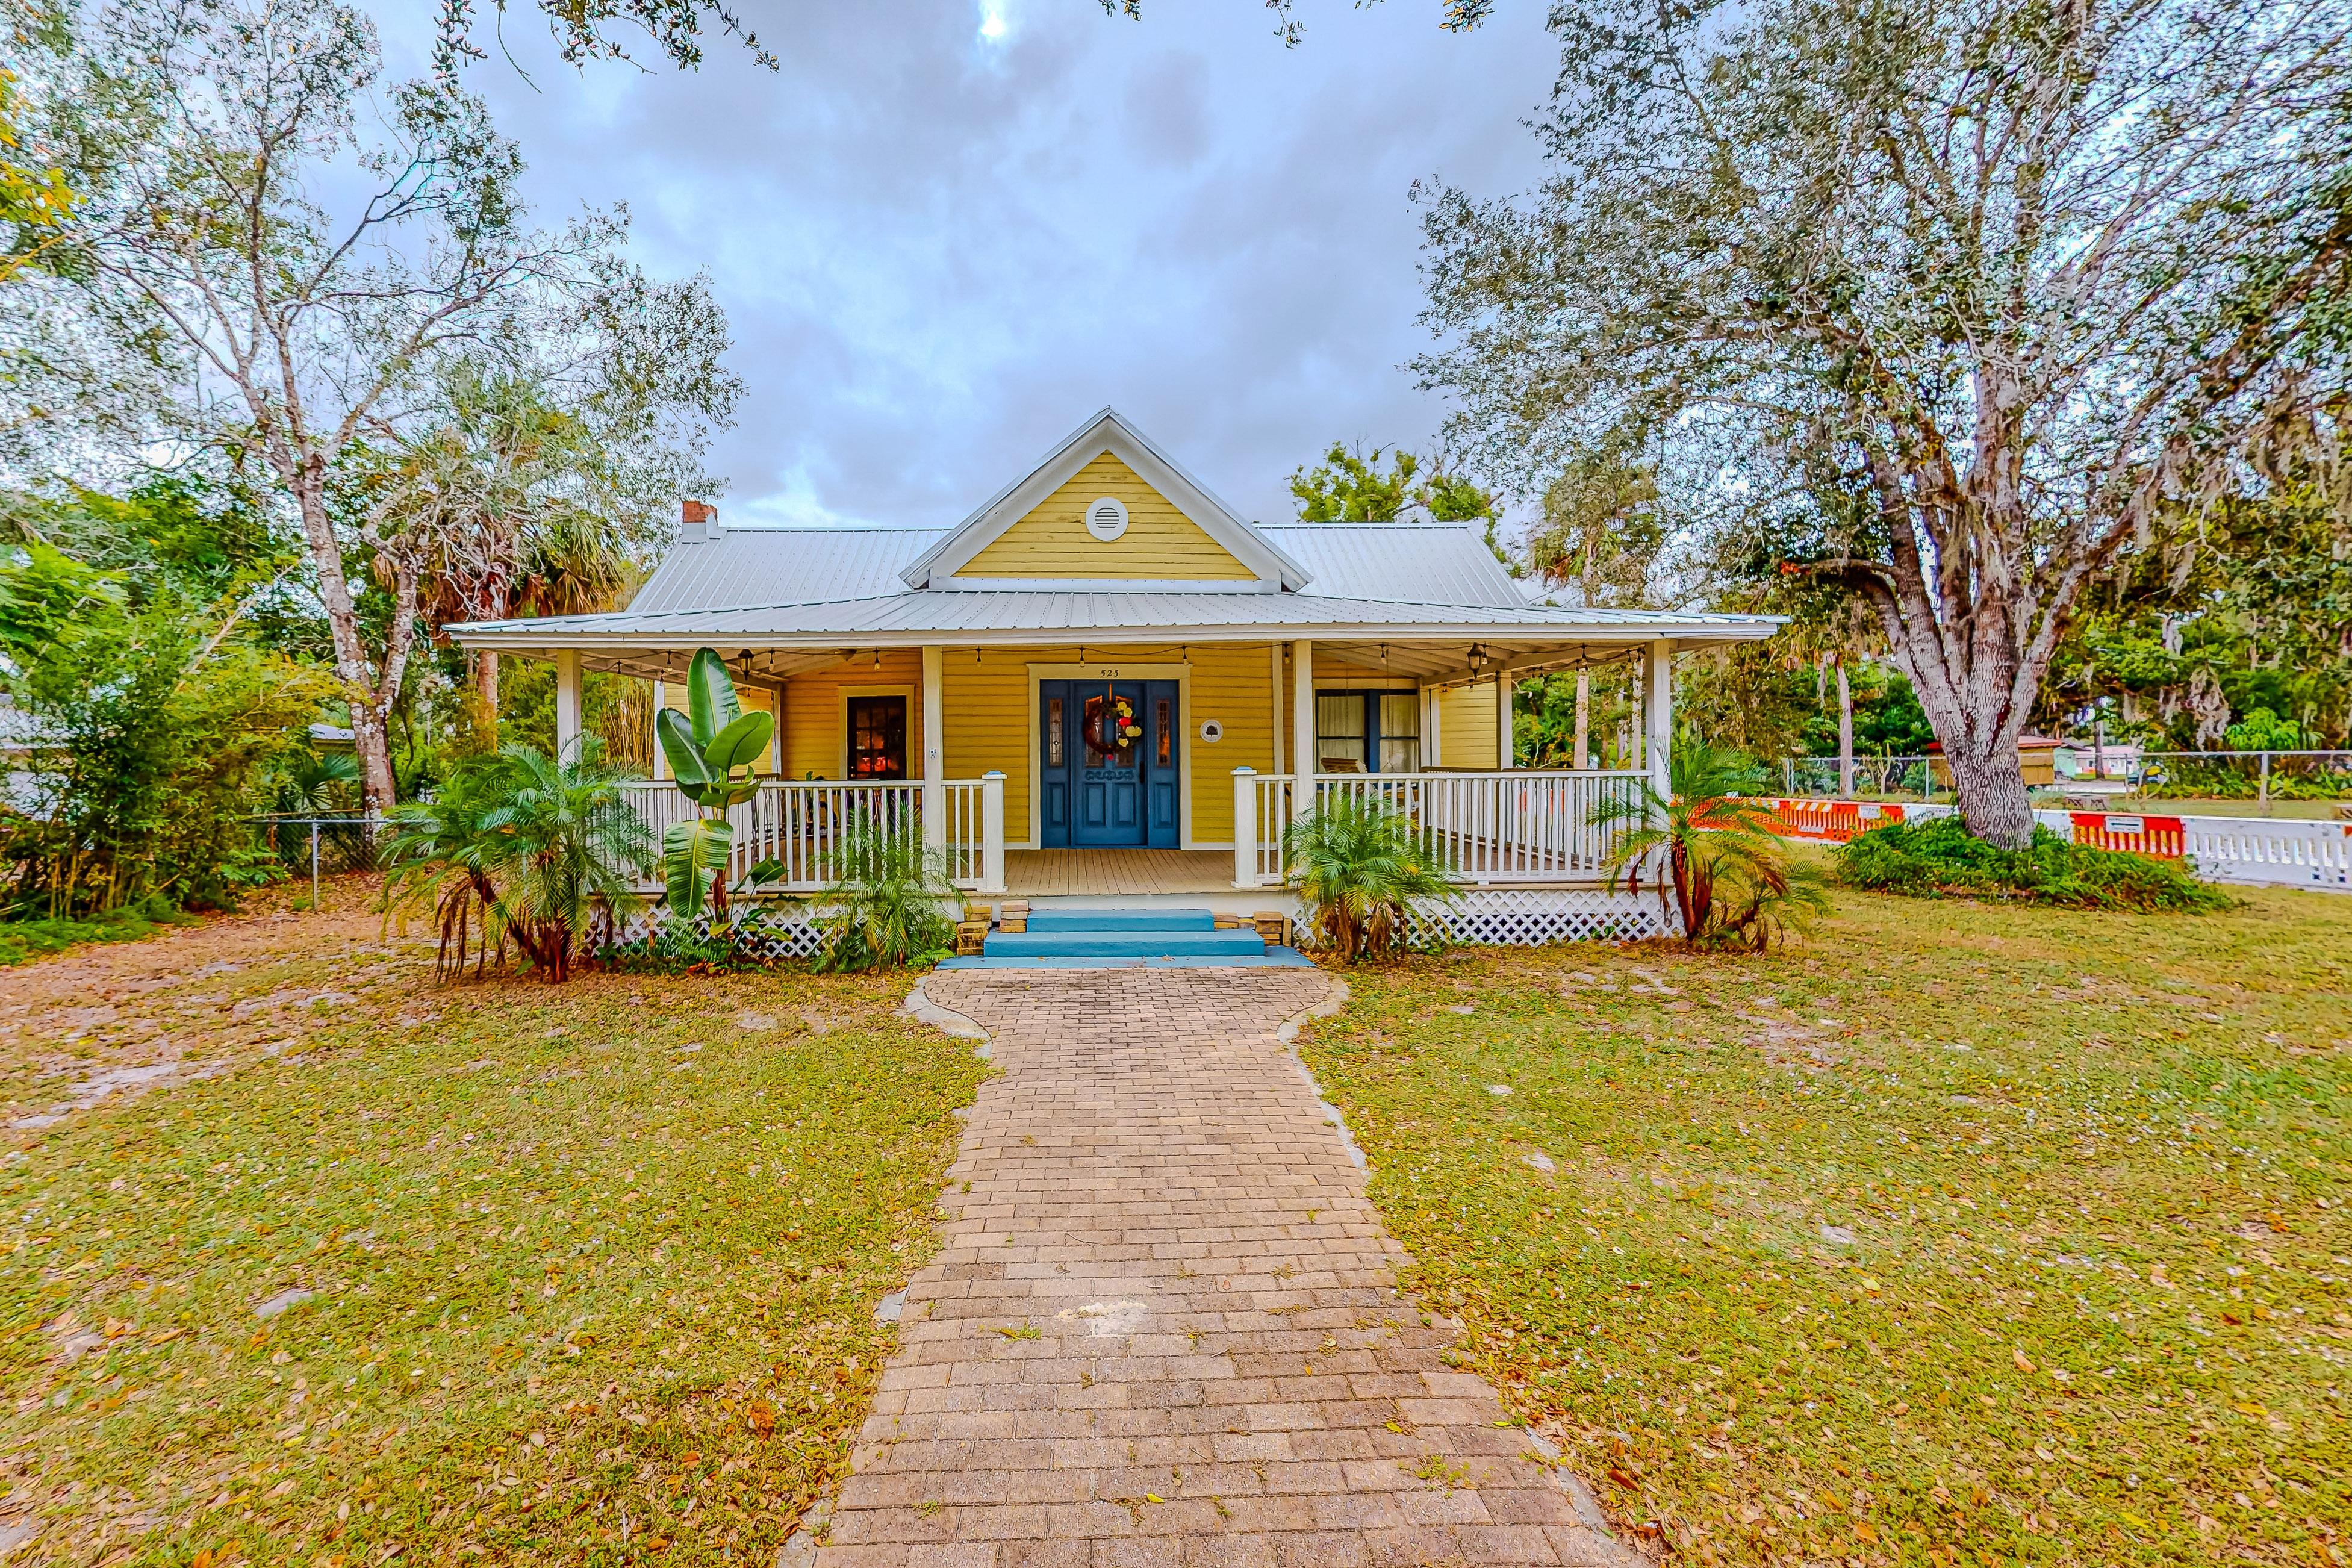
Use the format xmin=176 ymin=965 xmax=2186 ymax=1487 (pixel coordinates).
xmin=1300 ymin=885 xmax=2348 ymax=1566
xmin=1837 ymin=817 xmax=2235 ymax=912
xmin=0 ymin=877 xmax=987 ymax=1566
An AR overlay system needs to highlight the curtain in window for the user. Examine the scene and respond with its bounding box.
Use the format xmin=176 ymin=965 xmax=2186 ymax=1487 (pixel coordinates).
xmin=1316 ymin=694 xmax=1368 ymax=771
xmin=1379 ymin=693 xmax=1422 ymax=773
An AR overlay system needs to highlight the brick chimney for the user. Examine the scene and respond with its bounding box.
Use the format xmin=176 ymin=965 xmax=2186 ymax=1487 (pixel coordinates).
xmin=680 ymin=499 xmax=718 ymax=543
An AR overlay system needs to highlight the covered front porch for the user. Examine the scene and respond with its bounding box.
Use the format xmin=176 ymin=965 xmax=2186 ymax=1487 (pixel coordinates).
xmin=536 ymin=631 xmax=1681 ymax=906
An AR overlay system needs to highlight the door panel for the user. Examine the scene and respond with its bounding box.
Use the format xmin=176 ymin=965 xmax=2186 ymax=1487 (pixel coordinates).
xmin=1041 ymin=678 xmax=1179 ymax=849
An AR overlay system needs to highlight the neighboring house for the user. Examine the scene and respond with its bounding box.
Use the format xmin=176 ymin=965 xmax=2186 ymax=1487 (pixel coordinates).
xmin=451 ymin=408 xmax=1781 ymax=927
xmin=1929 ymin=735 xmax=2064 ymax=788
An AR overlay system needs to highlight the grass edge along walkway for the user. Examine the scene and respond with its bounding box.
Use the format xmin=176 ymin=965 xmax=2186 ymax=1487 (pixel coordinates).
xmin=1299 ymin=885 xmax=2350 ymax=1567
xmin=2 ymin=949 xmax=988 ymax=1567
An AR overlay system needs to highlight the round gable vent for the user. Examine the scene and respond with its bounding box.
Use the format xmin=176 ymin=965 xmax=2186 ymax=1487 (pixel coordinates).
xmin=1083 ymin=496 xmax=1130 ymax=542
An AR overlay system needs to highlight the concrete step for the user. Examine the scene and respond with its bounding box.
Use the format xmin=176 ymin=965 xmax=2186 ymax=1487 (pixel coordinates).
xmin=937 ymin=950 xmax=1316 ymax=971
xmin=983 ymin=928 xmax=1265 ymax=959
xmin=1023 ymin=908 xmax=1218 ymax=933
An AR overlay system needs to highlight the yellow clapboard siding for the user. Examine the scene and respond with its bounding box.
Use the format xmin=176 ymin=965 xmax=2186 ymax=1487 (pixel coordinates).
xmin=780 ymin=652 xmax=924 ymax=781
xmin=955 ymin=453 xmax=1255 ymax=580
xmin=942 ymin=646 xmax=1063 ymax=841
xmin=657 ymin=683 xmax=780 ymax=776
xmin=1437 ymin=680 xmax=1501 ymax=768
xmin=1183 ymin=642 xmax=1277 ymax=842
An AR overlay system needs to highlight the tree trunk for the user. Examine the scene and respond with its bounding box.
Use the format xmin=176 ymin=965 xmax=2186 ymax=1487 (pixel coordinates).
xmin=477 ymin=649 xmax=501 ymax=747
xmin=1944 ymin=740 xmax=2036 ymax=847
xmin=1573 ymin=669 xmax=1590 ymax=768
xmin=287 ymin=467 xmax=401 ymax=817
xmin=1835 ymin=662 xmax=1853 ymax=797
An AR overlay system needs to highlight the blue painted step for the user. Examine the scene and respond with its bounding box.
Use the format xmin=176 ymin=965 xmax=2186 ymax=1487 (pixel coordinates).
xmin=938 ymin=951 xmax=1316 ymax=971
xmin=984 ymin=929 xmax=1265 ymax=959
xmin=1024 ymin=908 xmax=1216 ymax=933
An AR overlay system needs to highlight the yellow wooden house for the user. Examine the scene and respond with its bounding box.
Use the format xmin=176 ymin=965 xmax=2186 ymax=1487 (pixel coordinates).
xmin=452 ymin=409 xmax=1781 ymax=938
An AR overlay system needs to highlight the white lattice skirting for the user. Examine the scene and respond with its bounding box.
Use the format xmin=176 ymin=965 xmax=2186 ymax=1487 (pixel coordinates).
xmin=594 ymin=906 xmax=829 ymax=962
xmin=1408 ymin=887 xmax=1682 ymax=947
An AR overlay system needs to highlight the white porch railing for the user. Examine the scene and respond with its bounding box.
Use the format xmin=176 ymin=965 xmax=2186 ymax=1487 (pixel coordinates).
xmin=1232 ymin=768 xmax=1649 ymax=889
xmin=618 ymin=777 xmax=1002 ymax=894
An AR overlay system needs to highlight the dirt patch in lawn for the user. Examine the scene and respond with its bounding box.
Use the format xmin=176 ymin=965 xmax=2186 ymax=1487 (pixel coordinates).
xmin=1302 ymin=885 xmax=2350 ymax=1567
xmin=0 ymin=874 xmax=988 ymax=1566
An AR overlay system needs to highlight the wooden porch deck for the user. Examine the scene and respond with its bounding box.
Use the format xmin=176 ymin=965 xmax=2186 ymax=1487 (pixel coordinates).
xmin=1003 ymin=849 xmax=1237 ymax=897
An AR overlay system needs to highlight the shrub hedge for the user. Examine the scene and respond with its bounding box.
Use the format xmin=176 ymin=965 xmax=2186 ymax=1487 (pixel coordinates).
xmin=1834 ymin=815 xmax=2235 ymax=912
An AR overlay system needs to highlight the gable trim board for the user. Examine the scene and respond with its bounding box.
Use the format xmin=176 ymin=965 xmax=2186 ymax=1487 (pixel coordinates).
xmin=900 ymin=409 xmax=1311 ymax=591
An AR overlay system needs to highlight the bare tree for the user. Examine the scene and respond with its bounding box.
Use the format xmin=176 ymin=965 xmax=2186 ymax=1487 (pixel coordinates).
xmin=1419 ymin=0 xmax=2352 ymax=845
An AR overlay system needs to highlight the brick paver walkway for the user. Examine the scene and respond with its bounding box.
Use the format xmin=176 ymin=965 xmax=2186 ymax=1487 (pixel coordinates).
xmin=813 ymin=969 xmax=1631 ymax=1568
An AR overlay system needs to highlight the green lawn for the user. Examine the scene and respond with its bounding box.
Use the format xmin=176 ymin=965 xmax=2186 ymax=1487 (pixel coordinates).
xmin=1 ymin=888 xmax=986 ymax=1566
xmin=1303 ymin=885 xmax=2350 ymax=1567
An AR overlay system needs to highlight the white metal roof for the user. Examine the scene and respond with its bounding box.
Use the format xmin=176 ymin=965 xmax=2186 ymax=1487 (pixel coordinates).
xmin=458 ymin=588 xmax=1772 ymax=642
xmin=622 ymin=518 xmax=1535 ymax=617
xmin=629 ymin=526 xmax=944 ymax=612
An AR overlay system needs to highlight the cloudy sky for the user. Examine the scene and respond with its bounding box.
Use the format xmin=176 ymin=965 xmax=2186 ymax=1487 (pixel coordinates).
xmin=369 ymin=0 xmax=1562 ymax=531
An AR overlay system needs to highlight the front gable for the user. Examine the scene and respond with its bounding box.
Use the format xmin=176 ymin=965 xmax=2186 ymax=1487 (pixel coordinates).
xmin=956 ymin=452 xmax=1254 ymax=582
xmin=900 ymin=407 xmax=1311 ymax=592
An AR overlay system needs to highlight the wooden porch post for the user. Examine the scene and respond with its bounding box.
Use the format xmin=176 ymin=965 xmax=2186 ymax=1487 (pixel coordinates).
xmin=1269 ymin=643 xmax=1285 ymax=776
xmin=1494 ymin=673 xmax=1513 ymax=770
xmin=651 ymin=679 xmax=668 ymax=780
xmin=980 ymin=770 xmax=1007 ymax=894
xmin=554 ymin=649 xmax=582 ymax=763
xmin=1232 ymin=767 xmax=1258 ymax=889
xmin=769 ymin=682 xmax=788 ymax=777
xmin=1290 ymin=640 xmax=1315 ymax=824
xmin=1647 ymin=638 xmax=1675 ymax=798
xmin=921 ymin=646 xmax=945 ymax=856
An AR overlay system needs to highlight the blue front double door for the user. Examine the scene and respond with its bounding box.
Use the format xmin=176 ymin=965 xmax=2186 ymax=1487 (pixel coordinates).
xmin=1039 ymin=679 xmax=1180 ymax=848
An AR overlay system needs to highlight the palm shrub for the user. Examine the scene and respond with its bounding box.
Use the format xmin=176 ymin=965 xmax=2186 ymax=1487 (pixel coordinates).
xmin=1591 ymin=743 xmax=1828 ymax=951
xmin=487 ymin=743 xmax=655 ymax=981
xmin=1284 ymin=793 xmax=1458 ymax=963
xmin=380 ymin=742 xmax=653 ymax=982
xmin=811 ymin=817 xmax=957 ymax=972
xmin=379 ymin=756 xmax=517 ymax=979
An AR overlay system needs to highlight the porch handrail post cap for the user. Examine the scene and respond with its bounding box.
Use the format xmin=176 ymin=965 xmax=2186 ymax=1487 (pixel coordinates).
xmin=982 ymin=770 xmax=1006 ymax=779
xmin=1233 ymin=765 xmax=1256 ymax=774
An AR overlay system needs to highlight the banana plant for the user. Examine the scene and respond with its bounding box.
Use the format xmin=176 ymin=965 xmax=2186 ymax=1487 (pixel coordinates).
xmin=655 ymin=648 xmax=776 ymax=921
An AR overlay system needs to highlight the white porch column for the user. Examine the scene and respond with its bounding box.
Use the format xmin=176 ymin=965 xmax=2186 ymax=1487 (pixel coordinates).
xmin=1494 ymin=674 xmax=1513 ymax=770
xmin=1647 ymin=638 xmax=1675 ymax=798
xmin=979 ymin=770 xmax=1007 ymax=894
xmin=554 ymin=649 xmax=582 ymax=762
xmin=921 ymin=645 xmax=945 ymax=855
xmin=1422 ymin=682 xmax=1440 ymax=767
xmin=769 ymin=682 xmax=788 ymax=777
xmin=1290 ymin=639 xmax=1315 ymax=823
xmin=651 ymin=679 xmax=668 ymax=780
xmin=1232 ymin=767 xmax=1258 ymax=888
xmin=1269 ymin=643 xmax=1285 ymax=776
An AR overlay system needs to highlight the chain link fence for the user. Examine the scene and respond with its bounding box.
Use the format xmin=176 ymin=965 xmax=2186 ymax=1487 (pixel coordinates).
xmin=249 ymin=814 xmax=383 ymax=906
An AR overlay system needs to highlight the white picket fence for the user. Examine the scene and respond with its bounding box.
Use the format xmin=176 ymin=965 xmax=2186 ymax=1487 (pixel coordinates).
xmin=1233 ymin=768 xmax=1649 ymax=889
xmin=618 ymin=778 xmax=1001 ymax=893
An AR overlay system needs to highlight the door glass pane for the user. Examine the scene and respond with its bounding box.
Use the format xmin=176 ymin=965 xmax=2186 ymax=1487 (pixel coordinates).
xmin=848 ymin=697 xmax=906 ymax=779
xmin=1380 ymin=694 xmax=1422 ymax=773
xmin=1156 ymin=699 xmax=1172 ymax=766
xmin=1047 ymin=698 xmax=1063 ymax=767
xmin=1316 ymin=693 xmax=1367 ymax=772
xmin=1083 ymin=694 xmax=1136 ymax=770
